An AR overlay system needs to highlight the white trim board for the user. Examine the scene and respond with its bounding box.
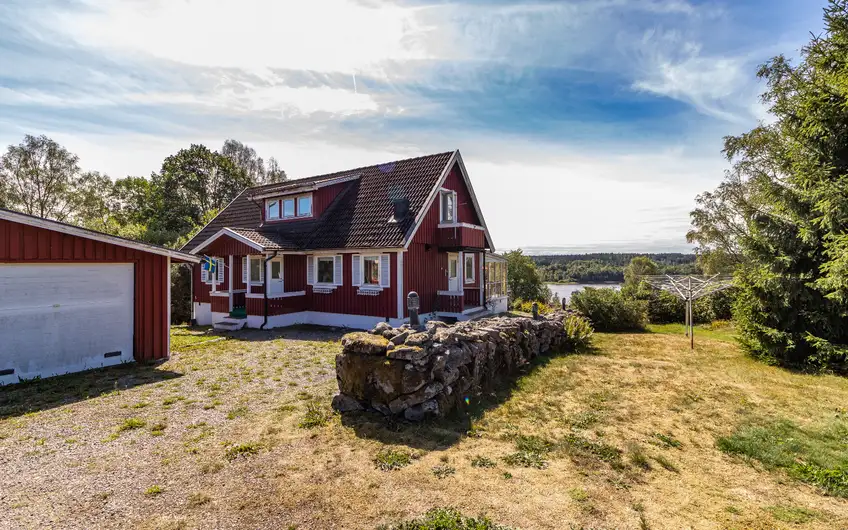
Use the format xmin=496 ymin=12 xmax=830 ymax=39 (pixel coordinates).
xmin=437 ymin=222 xmax=485 ymax=230
xmin=179 ymin=189 xmax=248 ymax=253
xmin=0 ymin=208 xmax=200 ymax=263
xmin=189 ymin=228 xmax=265 ymax=255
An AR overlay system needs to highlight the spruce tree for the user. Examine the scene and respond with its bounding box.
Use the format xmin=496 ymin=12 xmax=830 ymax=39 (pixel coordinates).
xmin=723 ymin=0 xmax=848 ymax=368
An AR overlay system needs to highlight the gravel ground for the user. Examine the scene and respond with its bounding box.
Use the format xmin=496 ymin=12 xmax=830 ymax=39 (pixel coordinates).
xmin=0 ymin=326 xmax=342 ymax=530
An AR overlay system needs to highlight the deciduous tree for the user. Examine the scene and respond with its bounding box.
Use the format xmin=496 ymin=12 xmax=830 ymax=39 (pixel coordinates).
xmin=0 ymin=134 xmax=84 ymax=221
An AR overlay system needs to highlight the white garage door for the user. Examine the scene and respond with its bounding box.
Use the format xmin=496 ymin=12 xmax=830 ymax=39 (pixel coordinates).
xmin=0 ymin=264 xmax=134 ymax=384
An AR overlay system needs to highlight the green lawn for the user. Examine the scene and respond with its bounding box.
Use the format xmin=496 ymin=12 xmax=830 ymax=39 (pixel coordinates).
xmin=648 ymin=320 xmax=738 ymax=343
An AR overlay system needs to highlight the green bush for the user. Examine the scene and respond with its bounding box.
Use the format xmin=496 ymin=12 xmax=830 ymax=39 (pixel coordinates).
xmin=511 ymin=299 xmax=554 ymax=315
xmin=570 ymin=288 xmax=647 ymax=332
xmin=562 ymin=314 xmax=593 ymax=350
xmin=646 ymin=290 xmax=685 ymax=324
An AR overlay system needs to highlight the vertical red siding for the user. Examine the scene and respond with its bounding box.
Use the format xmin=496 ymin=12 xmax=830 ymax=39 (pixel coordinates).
xmin=199 ymin=237 xmax=258 ymax=257
xmin=210 ymin=296 xmax=229 ymax=313
xmin=284 ymin=255 xmax=307 ymax=292
xmin=0 ymin=219 xmax=171 ymax=361
xmin=305 ymin=253 xmax=397 ymax=318
xmin=247 ymin=295 xmax=307 ymax=316
xmin=404 ymin=243 xmax=447 ymax=315
xmin=443 ymin=166 xmax=481 ymax=225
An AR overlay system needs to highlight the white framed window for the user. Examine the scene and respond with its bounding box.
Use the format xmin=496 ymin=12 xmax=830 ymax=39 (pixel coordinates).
xmin=245 ymin=255 xmax=263 ymax=284
xmin=309 ymin=255 xmax=342 ymax=286
xmin=464 ymin=253 xmax=475 ymax=284
xmin=317 ymin=257 xmax=334 ymax=284
xmin=440 ymin=190 xmax=456 ymax=223
xmin=267 ymin=199 xmax=280 ymax=220
xmin=283 ymin=198 xmax=295 ymax=218
xmin=298 ymin=195 xmax=312 ymax=217
xmin=352 ymin=254 xmax=392 ymax=288
xmin=363 ymin=256 xmax=380 ymax=286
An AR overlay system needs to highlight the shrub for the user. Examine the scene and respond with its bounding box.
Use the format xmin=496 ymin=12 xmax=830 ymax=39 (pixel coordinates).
xmin=570 ymin=288 xmax=647 ymax=332
xmin=562 ymin=314 xmax=593 ymax=350
xmin=511 ymin=299 xmax=553 ymax=315
xmin=645 ymin=290 xmax=684 ymax=324
xmin=378 ymin=507 xmax=513 ymax=530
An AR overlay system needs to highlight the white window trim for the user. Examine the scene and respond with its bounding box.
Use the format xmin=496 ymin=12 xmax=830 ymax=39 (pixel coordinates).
xmin=296 ymin=194 xmax=313 ymax=218
xmin=266 ymin=198 xmax=281 ymax=220
xmin=361 ymin=255 xmax=381 ymax=287
xmin=439 ymin=188 xmax=457 ymax=224
xmin=265 ymin=193 xmax=314 ymax=220
xmin=313 ymin=255 xmax=343 ymax=287
xmin=464 ymin=253 xmax=475 ymax=284
xmin=247 ymin=255 xmax=264 ymax=285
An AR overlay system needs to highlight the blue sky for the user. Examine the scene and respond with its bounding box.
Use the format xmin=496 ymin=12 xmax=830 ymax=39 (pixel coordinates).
xmin=0 ymin=0 xmax=829 ymax=252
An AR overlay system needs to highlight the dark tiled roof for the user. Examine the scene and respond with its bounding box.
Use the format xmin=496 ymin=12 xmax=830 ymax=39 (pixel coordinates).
xmin=182 ymin=151 xmax=455 ymax=253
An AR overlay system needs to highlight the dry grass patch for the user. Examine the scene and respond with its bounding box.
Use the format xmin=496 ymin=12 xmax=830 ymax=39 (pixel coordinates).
xmin=3 ymin=325 xmax=848 ymax=529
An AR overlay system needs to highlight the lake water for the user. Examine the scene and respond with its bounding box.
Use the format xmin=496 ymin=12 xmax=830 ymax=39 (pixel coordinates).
xmin=547 ymin=283 xmax=622 ymax=304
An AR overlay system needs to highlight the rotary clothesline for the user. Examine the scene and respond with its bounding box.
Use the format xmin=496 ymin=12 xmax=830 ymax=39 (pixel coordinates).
xmin=639 ymin=274 xmax=734 ymax=349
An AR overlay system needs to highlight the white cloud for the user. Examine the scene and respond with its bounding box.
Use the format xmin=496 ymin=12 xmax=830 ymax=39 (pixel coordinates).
xmin=0 ymin=80 xmax=380 ymax=118
xmin=54 ymin=0 xmax=432 ymax=74
xmin=630 ymin=30 xmax=764 ymax=123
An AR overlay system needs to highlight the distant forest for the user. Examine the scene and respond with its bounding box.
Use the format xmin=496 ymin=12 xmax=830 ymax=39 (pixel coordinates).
xmin=533 ymin=253 xmax=700 ymax=283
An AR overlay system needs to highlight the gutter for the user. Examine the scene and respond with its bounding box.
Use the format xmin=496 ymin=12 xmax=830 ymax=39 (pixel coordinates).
xmin=260 ymin=251 xmax=279 ymax=329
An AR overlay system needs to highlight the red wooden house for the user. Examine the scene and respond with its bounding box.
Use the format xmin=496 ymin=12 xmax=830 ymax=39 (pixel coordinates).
xmin=181 ymin=150 xmax=508 ymax=330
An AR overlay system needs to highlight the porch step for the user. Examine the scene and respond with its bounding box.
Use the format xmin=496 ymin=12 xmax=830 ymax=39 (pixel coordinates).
xmin=213 ymin=316 xmax=247 ymax=332
xmin=464 ymin=307 xmax=492 ymax=320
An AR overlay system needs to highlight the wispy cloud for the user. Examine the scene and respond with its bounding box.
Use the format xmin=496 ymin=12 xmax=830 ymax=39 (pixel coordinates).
xmin=0 ymin=0 xmax=825 ymax=251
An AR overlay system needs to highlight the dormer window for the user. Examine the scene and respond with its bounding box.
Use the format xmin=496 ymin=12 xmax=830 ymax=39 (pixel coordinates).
xmin=298 ymin=196 xmax=312 ymax=217
xmin=268 ymin=200 xmax=280 ymax=219
xmin=440 ymin=190 xmax=456 ymax=223
xmin=266 ymin=194 xmax=313 ymax=220
xmin=282 ymin=198 xmax=295 ymax=218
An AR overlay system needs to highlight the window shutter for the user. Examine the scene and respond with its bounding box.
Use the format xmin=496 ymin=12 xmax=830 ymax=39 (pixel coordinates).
xmin=201 ymin=265 xmax=208 ymax=283
xmin=306 ymin=256 xmax=315 ymax=285
xmin=217 ymin=258 xmax=225 ymax=284
xmin=352 ymin=255 xmax=362 ymax=287
xmin=242 ymin=257 xmax=248 ymax=283
xmin=380 ymin=254 xmax=391 ymax=288
xmin=334 ymin=255 xmax=343 ymax=285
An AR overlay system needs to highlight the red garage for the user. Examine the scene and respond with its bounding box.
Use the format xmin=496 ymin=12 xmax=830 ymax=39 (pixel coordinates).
xmin=0 ymin=208 xmax=199 ymax=384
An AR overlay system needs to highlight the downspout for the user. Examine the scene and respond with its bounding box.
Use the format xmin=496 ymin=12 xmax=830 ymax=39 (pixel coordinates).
xmin=260 ymin=251 xmax=279 ymax=329
xmin=483 ymin=251 xmax=487 ymax=310
xmin=188 ymin=263 xmax=196 ymax=326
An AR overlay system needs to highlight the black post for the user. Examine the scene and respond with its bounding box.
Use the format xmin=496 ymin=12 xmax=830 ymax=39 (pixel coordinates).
xmin=531 ymin=302 xmax=538 ymax=320
xmin=407 ymin=291 xmax=421 ymax=328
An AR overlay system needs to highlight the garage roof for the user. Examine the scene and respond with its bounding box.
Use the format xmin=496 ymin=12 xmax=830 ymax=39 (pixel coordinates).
xmin=0 ymin=208 xmax=201 ymax=263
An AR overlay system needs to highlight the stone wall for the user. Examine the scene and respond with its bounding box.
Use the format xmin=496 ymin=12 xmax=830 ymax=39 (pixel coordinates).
xmin=332 ymin=312 xmax=578 ymax=421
